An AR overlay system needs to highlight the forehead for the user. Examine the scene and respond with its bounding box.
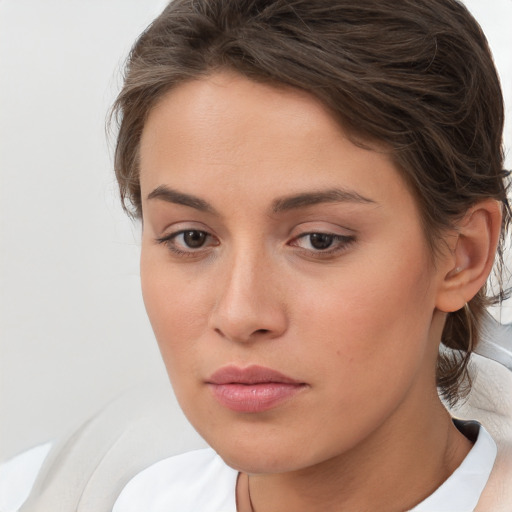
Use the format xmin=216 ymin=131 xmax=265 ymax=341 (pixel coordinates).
xmin=141 ymin=72 xmax=347 ymax=160
xmin=139 ymin=71 xmax=412 ymax=212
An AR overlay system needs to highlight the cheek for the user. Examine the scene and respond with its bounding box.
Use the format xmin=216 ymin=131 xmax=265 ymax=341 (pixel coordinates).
xmin=293 ymin=239 xmax=435 ymax=392
xmin=140 ymin=250 xmax=211 ymax=372
xmin=281 ymin=250 xmax=436 ymax=453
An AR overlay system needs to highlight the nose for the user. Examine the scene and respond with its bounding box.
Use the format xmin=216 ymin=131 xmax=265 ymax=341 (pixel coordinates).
xmin=209 ymin=249 xmax=288 ymax=343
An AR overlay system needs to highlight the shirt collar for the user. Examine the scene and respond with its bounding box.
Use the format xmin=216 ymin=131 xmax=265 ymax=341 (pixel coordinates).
xmin=411 ymin=420 xmax=497 ymax=512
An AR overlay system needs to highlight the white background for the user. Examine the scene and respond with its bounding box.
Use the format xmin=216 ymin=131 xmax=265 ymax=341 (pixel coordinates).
xmin=1 ymin=0 xmax=511 ymax=461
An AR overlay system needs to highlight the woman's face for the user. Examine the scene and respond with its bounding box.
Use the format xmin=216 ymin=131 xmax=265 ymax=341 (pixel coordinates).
xmin=139 ymin=72 xmax=449 ymax=473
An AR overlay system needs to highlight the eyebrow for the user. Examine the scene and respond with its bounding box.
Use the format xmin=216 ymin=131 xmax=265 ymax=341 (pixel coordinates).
xmin=146 ymin=185 xmax=376 ymax=215
xmin=271 ymin=188 xmax=376 ymax=213
xmin=147 ymin=185 xmax=217 ymax=214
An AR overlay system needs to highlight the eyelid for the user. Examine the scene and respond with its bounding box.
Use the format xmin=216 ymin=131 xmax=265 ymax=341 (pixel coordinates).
xmin=153 ymin=222 xmax=356 ymax=259
xmin=155 ymin=219 xmax=212 ymax=237
xmin=288 ymin=226 xmax=357 ymax=257
xmin=291 ymin=232 xmax=355 ymax=247
xmin=155 ymin=226 xmax=219 ymax=257
xmin=288 ymin=222 xmax=356 ymax=241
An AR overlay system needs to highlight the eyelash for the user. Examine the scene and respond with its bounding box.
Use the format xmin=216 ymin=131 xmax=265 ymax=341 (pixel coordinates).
xmin=155 ymin=230 xmax=355 ymax=258
xmin=290 ymin=232 xmax=356 ymax=257
xmin=156 ymin=230 xmax=218 ymax=258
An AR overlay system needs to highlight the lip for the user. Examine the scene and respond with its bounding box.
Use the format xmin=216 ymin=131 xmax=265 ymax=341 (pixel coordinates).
xmin=206 ymin=365 xmax=307 ymax=413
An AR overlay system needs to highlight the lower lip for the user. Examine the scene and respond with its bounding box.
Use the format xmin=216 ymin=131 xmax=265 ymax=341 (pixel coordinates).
xmin=208 ymin=383 xmax=306 ymax=413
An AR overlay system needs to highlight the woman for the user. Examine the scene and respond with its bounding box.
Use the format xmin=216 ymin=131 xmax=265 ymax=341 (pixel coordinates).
xmin=3 ymin=0 xmax=511 ymax=510
xmin=109 ymin=0 xmax=511 ymax=510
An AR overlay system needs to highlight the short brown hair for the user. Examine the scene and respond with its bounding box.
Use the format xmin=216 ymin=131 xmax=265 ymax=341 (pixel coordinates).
xmin=111 ymin=0 xmax=511 ymax=405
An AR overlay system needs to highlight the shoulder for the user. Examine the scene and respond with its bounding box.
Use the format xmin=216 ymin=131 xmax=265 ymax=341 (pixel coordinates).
xmin=2 ymin=382 xmax=208 ymax=511
xmin=447 ymin=351 xmax=512 ymax=512
xmin=113 ymin=447 xmax=238 ymax=512
xmin=475 ymin=439 xmax=512 ymax=512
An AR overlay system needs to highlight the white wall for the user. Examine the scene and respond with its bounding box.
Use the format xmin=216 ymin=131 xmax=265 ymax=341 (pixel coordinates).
xmin=1 ymin=0 xmax=511 ymax=461
xmin=0 ymin=0 xmax=170 ymax=460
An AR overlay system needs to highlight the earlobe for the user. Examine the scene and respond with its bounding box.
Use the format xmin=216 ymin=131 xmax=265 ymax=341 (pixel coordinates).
xmin=436 ymin=199 xmax=502 ymax=313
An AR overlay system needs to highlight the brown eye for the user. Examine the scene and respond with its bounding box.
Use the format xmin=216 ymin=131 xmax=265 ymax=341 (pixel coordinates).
xmin=308 ymin=233 xmax=334 ymax=250
xmin=290 ymin=231 xmax=356 ymax=257
xmin=156 ymin=229 xmax=218 ymax=257
xmin=182 ymin=230 xmax=207 ymax=248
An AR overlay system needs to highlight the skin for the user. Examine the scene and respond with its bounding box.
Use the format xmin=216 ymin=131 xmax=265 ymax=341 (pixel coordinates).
xmin=138 ymin=72 xmax=475 ymax=511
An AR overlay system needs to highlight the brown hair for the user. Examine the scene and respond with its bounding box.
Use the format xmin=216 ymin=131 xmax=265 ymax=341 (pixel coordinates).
xmin=111 ymin=0 xmax=511 ymax=405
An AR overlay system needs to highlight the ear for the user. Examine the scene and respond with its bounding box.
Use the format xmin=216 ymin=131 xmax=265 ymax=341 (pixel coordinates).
xmin=435 ymin=199 xmax=502 ymax=313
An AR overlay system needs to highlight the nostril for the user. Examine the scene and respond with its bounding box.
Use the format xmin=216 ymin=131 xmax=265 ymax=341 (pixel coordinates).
xmin=214 ymin=327 xmax=270 ymax=340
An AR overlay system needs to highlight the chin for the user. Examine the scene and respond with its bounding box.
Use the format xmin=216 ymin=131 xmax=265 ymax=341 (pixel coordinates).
xmin=198 ymin=424 xmax=334 ymax=475
xmin=217 ymin=445 xmax=306 ymax=475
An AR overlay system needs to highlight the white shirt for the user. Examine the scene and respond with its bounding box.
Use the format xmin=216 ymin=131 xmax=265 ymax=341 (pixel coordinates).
xmin=0 ymin=420 xmax=497 ymax=512
xmin=112 ymin=420 xmax=497 ymax=512
xmin=0 ymin=442 xmax=53 ymax=512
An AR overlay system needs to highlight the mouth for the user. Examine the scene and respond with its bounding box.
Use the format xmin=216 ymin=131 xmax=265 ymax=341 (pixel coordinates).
xmin=206 ymin=365 xmax=307 ymax=413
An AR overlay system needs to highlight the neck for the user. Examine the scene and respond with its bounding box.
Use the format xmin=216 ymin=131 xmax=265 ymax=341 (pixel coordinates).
xmin=237 ymin=394 xmax=472 ymax=512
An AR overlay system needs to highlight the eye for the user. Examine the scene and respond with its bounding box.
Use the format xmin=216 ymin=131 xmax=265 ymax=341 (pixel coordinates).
xmin=156 ymin=229 xmax=218 ymax=256
xmin=290 ymin=232 xmax=355 ymax=255
xmin=180 ymin=230 xmax=208 ymax=248
xmin=306 ymin=233 xmax=336 ymax=250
